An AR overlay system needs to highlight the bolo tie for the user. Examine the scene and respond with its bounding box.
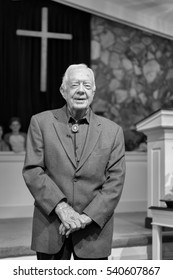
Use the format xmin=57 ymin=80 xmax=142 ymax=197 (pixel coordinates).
xmin=71 ymin=121 xmax=79 ymax=163
xmin=71 ymin=122 xmax=79 ymax=133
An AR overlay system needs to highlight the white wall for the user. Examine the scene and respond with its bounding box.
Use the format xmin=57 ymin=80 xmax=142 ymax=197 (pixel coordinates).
xmin=0 ymin=152 xmax=34 ymax=219
xmin=116 ymin=152 xmax=147 ymax=213
xmin=0 ymin=151 xmax=147 ymax=218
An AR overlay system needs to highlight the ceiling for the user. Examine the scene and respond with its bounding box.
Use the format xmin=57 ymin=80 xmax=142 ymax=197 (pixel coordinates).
xmin=53 ymin=0 xmax=173 ymax=39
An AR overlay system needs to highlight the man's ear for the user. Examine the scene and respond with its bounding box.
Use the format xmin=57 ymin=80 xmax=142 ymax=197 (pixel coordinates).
xmin=60 ymin=86 xmax=66 ymax=100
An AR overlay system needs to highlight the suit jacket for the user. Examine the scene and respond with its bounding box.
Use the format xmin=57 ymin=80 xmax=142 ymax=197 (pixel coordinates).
xmin=23 ymin=106 xmax=126 ymax=258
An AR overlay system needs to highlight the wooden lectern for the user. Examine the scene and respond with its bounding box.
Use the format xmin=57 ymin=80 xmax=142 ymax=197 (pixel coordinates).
xmin=136 ymin=108 xmax=173 ymax=227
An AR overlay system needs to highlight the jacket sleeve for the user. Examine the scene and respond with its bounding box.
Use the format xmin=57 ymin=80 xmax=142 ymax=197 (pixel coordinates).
xmin=22 ymin=115 xmax=66 ymax=215
xmin=83 ymin=126 xmax=126 ymax=228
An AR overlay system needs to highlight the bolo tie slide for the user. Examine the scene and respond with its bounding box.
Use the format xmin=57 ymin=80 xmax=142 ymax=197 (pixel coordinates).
xmin=71 ymin=123 xmax=79 ymax=133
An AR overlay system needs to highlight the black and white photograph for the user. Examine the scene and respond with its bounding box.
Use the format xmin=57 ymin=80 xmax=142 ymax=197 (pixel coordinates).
xmin=0 ymin=0 xmax=173 ymax=279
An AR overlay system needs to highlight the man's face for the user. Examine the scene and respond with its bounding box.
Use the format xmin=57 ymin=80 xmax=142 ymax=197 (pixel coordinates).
xmin=62 ymin=68 xmax=95 ymax=112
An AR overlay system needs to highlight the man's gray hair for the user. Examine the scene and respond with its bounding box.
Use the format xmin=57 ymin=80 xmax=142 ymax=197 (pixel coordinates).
xmin=60 ymin=64 xmax=96 ymax=91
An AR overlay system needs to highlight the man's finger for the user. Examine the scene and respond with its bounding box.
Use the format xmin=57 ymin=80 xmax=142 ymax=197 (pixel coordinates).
xmin=62 ymin=221 xmax=70 ymax=230
xmin=59 ymin=223 xmax=66 ymax=235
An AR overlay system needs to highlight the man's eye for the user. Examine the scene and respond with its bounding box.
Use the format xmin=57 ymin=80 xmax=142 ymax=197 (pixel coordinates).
xmin=71 ymin=84 xmax=79 ymax=88
xmin=84 ymin=84 xmax=92 ymax=89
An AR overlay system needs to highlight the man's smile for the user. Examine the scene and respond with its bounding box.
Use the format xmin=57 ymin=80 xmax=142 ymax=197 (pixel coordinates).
xmin=74 ymin=98 xmax=86 ymax=101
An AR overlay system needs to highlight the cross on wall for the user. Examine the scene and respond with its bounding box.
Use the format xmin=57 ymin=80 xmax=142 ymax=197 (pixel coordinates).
xmin=16 ymin=7 xmax=73 ymax=92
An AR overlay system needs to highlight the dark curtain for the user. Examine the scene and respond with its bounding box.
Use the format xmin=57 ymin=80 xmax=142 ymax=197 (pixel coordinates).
xmin=0 ymin=0 xmax=91 ymax=132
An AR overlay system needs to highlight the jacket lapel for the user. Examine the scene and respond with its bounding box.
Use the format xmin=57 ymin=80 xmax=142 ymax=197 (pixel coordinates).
xmin=52 ymin=107 xmax=77 ymax=168
xmin=77 ymin=111 xmax=101 ymax=171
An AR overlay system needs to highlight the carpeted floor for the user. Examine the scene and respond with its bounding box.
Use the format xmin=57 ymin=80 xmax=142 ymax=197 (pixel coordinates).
xmin=0 ymin=217 xmax=34 ymax=259
xmin=112 ymin=212 xmax=151 ymax=247
xmin=0 ymin=212 xmax=173 ymax=259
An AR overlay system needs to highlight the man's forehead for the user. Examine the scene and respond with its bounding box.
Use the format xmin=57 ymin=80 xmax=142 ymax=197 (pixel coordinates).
xmin=68 ymin=68 xmax=92 ymax=80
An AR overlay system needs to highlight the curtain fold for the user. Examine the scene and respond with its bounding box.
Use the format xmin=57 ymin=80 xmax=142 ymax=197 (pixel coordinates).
xmin=0 ymin=0 xmax=91 ymax=132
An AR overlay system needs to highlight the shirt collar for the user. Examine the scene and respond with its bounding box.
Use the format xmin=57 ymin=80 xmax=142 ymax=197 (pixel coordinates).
xmin=66 ymin=106 xmax=90 ymax=124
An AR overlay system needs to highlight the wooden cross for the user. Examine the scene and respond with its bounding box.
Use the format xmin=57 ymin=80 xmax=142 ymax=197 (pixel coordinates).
xmin=16 ymin=7 xmax=72 ymax=92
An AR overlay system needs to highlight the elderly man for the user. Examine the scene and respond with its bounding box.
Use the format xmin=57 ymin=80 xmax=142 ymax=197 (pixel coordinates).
xmin=23 ymin=64 xmax=126 ymax=260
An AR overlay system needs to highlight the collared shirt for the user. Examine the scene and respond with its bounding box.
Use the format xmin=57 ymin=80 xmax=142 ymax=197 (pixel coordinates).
xmin=66 ymin=107 xmax=90 ymax=164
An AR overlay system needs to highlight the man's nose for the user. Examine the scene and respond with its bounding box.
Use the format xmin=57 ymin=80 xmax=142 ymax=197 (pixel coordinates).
xmin=78 ymin=82 xmax=85 ymax=92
